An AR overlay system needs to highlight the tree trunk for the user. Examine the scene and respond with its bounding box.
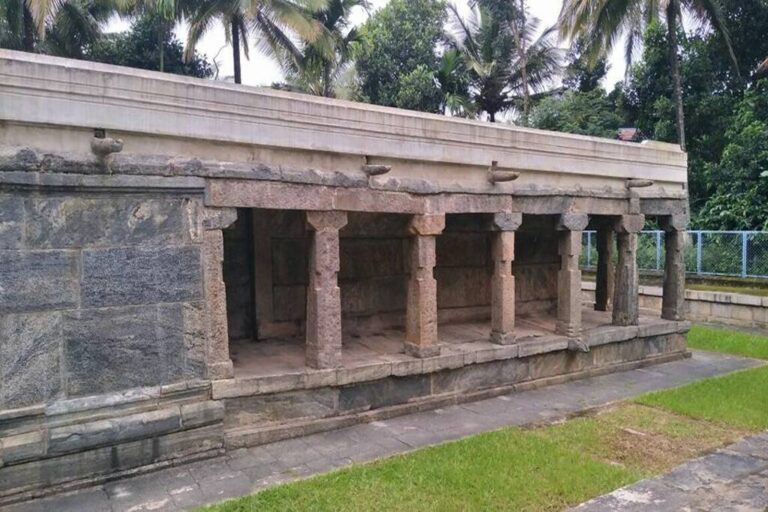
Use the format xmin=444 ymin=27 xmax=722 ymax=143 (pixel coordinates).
xmin=489 ymin=111 xmax=496 ymax=123
xmin=22 ymin=7 xmax=35 ymax=52
xmin=667 ymin=0 xmax=686 ymax=151
xmin=231 ymin=18 xmax=242 ymax=84
xmin=158 ymin=22 xmax=165 ymax=72
xmin=323 ymin=63 xmax=331 ymax=97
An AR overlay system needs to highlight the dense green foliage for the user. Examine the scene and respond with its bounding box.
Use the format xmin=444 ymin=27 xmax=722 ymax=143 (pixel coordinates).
xmin=530 ymin=89 xmax=624 ymax=138
xmin=89 ymin=13 xmax=212 ymax=76
xmin=353 ymin=0 xmax=446 ymax=113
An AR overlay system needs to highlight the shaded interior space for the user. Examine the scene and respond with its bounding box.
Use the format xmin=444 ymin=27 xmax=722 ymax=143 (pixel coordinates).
xmin=227 ymin=307 xmax=664 ymax=378
xmin=222 ymin=210 xmax=590 ymax=377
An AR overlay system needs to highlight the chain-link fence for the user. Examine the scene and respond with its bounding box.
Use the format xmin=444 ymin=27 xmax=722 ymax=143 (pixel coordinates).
xmin=581 ymin=230 xmax=768 ymax=278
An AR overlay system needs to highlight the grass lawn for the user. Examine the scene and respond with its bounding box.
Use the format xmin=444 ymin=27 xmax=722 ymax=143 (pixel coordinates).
xmin=202 ymin=403 xmax=748 ymax=512
xmin=203 ymin=326 xmax=767 ymax=512
xmin=687 ymin=324 xmax=768 ymax=360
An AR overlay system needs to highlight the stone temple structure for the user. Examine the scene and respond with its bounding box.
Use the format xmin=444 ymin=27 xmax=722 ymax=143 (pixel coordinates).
xmin=0 ymin=51 xmax=689 ymax=503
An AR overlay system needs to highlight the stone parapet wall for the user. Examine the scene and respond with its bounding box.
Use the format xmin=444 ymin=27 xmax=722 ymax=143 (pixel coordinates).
xmin=582 ymin=282 xmax=768 ymax=329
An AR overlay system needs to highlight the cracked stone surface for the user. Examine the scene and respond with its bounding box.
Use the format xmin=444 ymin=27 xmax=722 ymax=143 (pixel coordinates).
xmin=2 ymin=350 xmax=763 ymax=512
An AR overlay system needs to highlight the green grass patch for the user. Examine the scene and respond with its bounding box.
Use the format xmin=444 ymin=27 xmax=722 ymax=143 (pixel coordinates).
xmin=687 ymin=325 xmax=768 ymax=360
xmin=205 ymin=428 xmax=637 ymax=512
xmin=202 ymin=404 xmax=744 ymax=512
xmin=636 ymin=365 xmax=768 ymax=430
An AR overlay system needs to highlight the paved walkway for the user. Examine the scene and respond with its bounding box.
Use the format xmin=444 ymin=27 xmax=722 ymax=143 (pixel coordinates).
xmin=2 ymin=351 xmax=762 ymax=512
xmin=573 ymin=432 xmax=768 ymax=511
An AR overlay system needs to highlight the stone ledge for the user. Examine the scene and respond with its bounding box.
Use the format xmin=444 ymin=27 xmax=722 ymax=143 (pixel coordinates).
xmin=583 ymin=281 xmax=768 ymax=308
xmin=212 ymin=320 xmax=687 ymax=400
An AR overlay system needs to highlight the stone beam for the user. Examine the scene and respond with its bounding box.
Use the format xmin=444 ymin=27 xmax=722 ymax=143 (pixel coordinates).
xmin=305 ymin=211 xmax=348 ymax=369
xmin=405 ymin=214 xmax=445 ymax=358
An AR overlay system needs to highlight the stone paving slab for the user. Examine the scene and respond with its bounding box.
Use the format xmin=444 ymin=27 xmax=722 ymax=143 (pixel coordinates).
xmin=2 ymin=350 xmax=763 ymax=512
xmin=572 ymin=434 xmax=768 ymax=512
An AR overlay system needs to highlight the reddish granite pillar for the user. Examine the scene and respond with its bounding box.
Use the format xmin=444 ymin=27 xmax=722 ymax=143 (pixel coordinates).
xmin=305 ymin=211 xmax=348 ymax=369
xmin=613 ymin=214 xmax=645 ymax=326
xmin=594 ymin=224 xmax=615 ymax=312
xmin=556 ymin=213 xmax=588 ymax=337
xmin=662 ymin=215 xmax=687 ymax=321
xmin=405 ymin=214 xmax=445 ymax=358
xmin=489 ymin=212 xmax=522 ymax=345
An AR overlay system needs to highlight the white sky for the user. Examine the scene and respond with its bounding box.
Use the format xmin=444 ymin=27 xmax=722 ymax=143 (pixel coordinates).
xmin=108 ymin=0 xmax=627 ymax=89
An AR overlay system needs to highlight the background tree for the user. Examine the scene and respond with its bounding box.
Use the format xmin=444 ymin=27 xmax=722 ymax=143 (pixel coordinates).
xmin=354 ymin=0 xmax=446 ymax=113
xmin=276 ymin=0 xmax=368 ymax=97
xmin=184 ymin=0 xmax=326 ymax=84
xmin=446 ymin=1 xmax=561 ymax=122
xmin=559 ymin=0 xmax=739 ymax=151
xmin=88 ymin=12 xmax=213 ymax=76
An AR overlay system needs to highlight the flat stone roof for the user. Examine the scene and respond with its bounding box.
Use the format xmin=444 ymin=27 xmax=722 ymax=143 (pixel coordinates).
xmin=0 ymin=50 xmax=687 ymax=199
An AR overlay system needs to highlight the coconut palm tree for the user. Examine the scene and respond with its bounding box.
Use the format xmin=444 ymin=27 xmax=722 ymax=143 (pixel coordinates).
xmin=42 ymin=0 xmax=115 ymax=57
xmin=558 ymin=0 xmax=739 ymax=151
xmin=446 ymin=2 xmax=561 ymax=122
xmin=183 ymin=0 xmax=327 ymax=84
xmin=276 ymin=0 xmax=367 ymax=97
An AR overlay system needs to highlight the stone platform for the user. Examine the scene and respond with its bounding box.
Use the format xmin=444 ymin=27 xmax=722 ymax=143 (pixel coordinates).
xmin=216 ymin=308 xmax=690 ymax=449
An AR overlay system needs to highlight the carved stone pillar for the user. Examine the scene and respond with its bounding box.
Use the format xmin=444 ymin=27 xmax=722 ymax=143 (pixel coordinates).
xmin=405 ymin=214 xmax=445 ymax=358
xmin=489 ymin=212 xmax=522 ymax=344
xmin=613 ymin=214 xmax=645 ymax=326
xmin=305 ymin=211 xmax=348 ymax=369
xmin=556 ymin=213 xmax=588 ymax=337
xmin=202 ymin=207 xmax=238 ymax=380
xmin=595 ymin=224 xmax=615 ymax=312
xmin=662 ymin=214 xmax=687 ymax=321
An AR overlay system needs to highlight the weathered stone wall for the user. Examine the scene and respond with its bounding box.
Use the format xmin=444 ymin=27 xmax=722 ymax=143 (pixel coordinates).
xmin=0 ymin=190 xmax=207 ymax=410
xmin=229 ymin=210 xmax=560 ymax=341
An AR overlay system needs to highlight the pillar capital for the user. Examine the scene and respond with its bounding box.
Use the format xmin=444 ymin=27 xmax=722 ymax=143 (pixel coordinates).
xmin=661 ymin=213 xmax=689 ymax=232
xmin=408 ymin=213 xmax=445 ymax=236
xmin=306 ymin=210 xmax=348 ymax=231
xmin=487 ymin=212 xmax=523 ymax=232
xmin=556 ymin=213 xmax=588 ymax=232
xmin=614 ymin=214 xmax=645 ymax=234
xmin=203 ymin=207 xmax=238 ymax=231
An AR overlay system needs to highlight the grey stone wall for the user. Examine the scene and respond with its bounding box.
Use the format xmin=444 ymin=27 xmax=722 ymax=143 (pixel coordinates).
xmin=0 ymin=191 xmax=207 ymax=410
xmin=233 ymin=210 xmax=559 ymax=341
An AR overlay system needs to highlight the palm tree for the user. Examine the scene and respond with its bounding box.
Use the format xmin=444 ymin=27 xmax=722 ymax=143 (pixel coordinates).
xmin=276 ymin=0 xmax=367 ymax=97
xmin=134 ymin=0 xmax=185 ymax=72
xmin=446 ymin=2 xmax=561 ymax=122
xmin=42 ymin=0 xmax=115 ymax=57
xmin=184 ymin=0 xmax=327 ymax=84
xmin=558 ymin=0 xmax=739 ymax=151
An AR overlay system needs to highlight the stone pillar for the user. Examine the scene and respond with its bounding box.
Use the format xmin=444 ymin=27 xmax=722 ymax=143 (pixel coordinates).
xmin=556 ymin=213 xmax=588 ymax=337
xmin=662 ymin=215 xmax=687 ymax=320
xmin=488 ymin=212 xmax=522 ymax=344
xmin=594 ymin=224 xmax=615 ymax=311
xmin=305 ymin=211 xmax=348 ymax=369
xmin=405 ymin=213 xmax=445 ymax=358
xmin=612 ymin=214 xmax=645 ymax=326
xmin=202 ymin=207 xmax=239 ymax=380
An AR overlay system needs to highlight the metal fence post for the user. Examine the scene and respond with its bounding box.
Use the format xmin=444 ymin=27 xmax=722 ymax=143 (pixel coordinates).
xmin=742 ymin=232 xmax=748 ymax=278
xmin=586 ymin=231 xmax=592 ymax=267
xmin=655 ymin=231 xmax=662 ymax=271
xmin=696 ymin=231 xmax=703 ymax=275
